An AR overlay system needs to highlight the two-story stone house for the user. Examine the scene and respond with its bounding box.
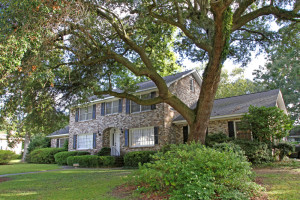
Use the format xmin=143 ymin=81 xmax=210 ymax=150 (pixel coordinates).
xmin=48 ymin=70 xmax=287 ymax=156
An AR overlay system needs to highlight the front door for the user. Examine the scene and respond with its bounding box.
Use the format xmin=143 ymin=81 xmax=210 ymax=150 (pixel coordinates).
xmin=110 ymin=128 xmax=120 ymax=156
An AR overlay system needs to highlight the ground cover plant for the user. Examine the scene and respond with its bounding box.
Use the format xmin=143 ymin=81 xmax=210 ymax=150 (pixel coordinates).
xmin=128 ymin=143 xmax=263 ymax=199
xmin=0 ymin=162 xmax=61 ymax=175
xmin=0 ymin=168 xmax=132 ymax=200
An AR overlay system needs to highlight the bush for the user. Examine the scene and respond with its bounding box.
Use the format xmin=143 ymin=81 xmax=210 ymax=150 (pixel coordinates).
xmin=0 ymin=150 xmax=16 ymax=164
xmin=27 ymin=135 xmax=51 ymax=154
xmin=29 ymin=148 xmax=65 ymax=164
xmin=63 ymin=139 xmax=69 ymax=151
xmin=99 ymin=156 xmax=116 ymax=167
xmin=124 ymin=151 xmax=156 ymax=167
xmin=128 ymin=143 xmax=262 ymax=199
xmin=67 ymin=155 xmax=100 ymax=167
xmin=275 ymin=142 xmax=294 ymax=161
xmin=213 ymin=142 xmax=245 ymax=158
xmin=233 ymin=140 xmax=273 ymax=164
xmin=54 ymin=151 xmax=90 ymax=165
xmin=97 ymin=147 xmax=111 ymax=156
xmin=205 ymin=132 xmax=231 ymax=147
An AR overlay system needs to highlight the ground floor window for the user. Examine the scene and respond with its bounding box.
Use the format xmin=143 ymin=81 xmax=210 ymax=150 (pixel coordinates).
xmin=77 ymin=134 xmax=93 ymax=149
xmin=130 ymin=127 xmax=154 ymax=147
xmin=234 ymin=121 xmax=252 ymax=140
xmin=58 ymin=138 xmax=67 ymax=148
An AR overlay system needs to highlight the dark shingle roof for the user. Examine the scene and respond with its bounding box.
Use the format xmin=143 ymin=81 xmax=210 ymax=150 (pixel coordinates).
xmin=48 ymin=126 xmax=69 ymax=137
xmin=88 ymin=70 xmax=195 ymax=102
xmin=174 ymin=89 xmax=280 ymax=121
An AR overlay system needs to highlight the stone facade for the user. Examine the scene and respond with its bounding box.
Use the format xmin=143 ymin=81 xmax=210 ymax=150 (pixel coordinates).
xmin=68 ymin=74 xmax=201 ymax=155
xmin=50 ymin=136 xmax=68 ymax=148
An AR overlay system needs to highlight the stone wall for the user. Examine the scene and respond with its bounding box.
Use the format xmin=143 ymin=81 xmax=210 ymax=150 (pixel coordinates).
xmin=50 ymin=137 xmax=68 ymax=148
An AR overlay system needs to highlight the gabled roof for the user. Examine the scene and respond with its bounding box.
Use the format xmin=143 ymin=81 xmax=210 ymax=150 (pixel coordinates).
xmin=174 ymin=89 xmax=283 ymax=122
xmin=47 ymin=126 xmax=69 ymax=138
xmin=88 ymin=69 xmax=202 ymax=103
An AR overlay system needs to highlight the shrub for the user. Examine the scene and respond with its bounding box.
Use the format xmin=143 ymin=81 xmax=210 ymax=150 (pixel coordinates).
xmin=99 ymin=156 xmax=116 ymax=167
xmin=233 ymin=140 xmax=273 ymax=164
xmin=27 ymin=135 xmax=51 ymax=154
xmin=0 ymin=150 xmax=16 ymax=164
xmin=128 ymin=143 xmax=262 ymax=199
xmin=63 ymin=139 xmax=69 ymax=151
xmin=54 ymin=151 xmax=90 ymax=165
xmin=213 ymin=142 xmax=245 ymax=158
xmin=97 ymin=147 xmax=111 ymax=156
xmin=205 ymin=132 xmax=231 ymax=147
xmin=67 ymin=155 xmax=100 ymax=167
xmin=275 ymin=142 xmax=294 ymax=161
xmin=124 ymin=151 xmax=156 ymax=167
xmin=29 ymin=148 xmax=65 ymax=164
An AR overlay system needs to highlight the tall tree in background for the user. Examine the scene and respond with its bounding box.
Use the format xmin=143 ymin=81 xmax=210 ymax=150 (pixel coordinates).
xmin=1 ymin=0 xmax=299 ymax=143
xmin=254 ymin=23 xmax=300 ymax=123
xmin=216 ymin=68 xmax=263 ymax=99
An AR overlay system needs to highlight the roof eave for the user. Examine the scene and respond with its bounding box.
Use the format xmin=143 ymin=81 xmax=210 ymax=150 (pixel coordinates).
xmin=46 ymin=134 xmax=69 ymax=138
xmin=173 ymin=113 xmax=244 ymax=124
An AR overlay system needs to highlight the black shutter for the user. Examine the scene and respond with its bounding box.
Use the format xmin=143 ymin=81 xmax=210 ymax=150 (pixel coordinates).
xmin=150 ymin=91 xmax=156 ymax=110
xmin=101 ymin=102 xmax=105 ymax=116
xmin=154 ymin=126 xmax=159 ymax=145
xmin=92 ymin=104 xmax=96 ymax=119
xmin=118 ymin=99 xmax=123 ymax=113
xmin=56 ymin=139 xmax=59 ymax=148
xmin=93 ymin=133 xmax=97 ymax=149
xmin=75 ymin=109 xmax=79 ymax=122
xmin=124 ymin=129 xmax=129 ymax=146
xmin=73 ymin=135 xmax=77 ymax=149
xmin=206 ymin=128 xmax=208 ymax=136
xmin=183 ymin=126 xmax=188 ymax=144
xmin=126 ymin=99 xmax=130 ymax=114
xmin=228 ymin=121 xmax=235 ymax=138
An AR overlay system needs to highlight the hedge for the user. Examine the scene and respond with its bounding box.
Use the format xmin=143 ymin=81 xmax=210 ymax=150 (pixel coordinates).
xmin=0 ymin=150 xmax=16 ymax=164
xmin=124 ymin=151 xmax=156 ymax=167
xmin=67 ymin=155 xmax=116 ymax=167
xmin=97 ymin=147 xmax=111 ymax=156
xmin=54 ymin=151 xmax=90 ymax=165
xmin=29 ymin=148 xmax=65 ymax=164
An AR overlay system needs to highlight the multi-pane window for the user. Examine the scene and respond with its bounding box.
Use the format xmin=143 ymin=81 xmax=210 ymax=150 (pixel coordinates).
xmin=235 ymin=121 xmax=251 ymax=140
xmin=106 ymin=100 xmax=119 ymax=115
xmin=130 ymin=127 xmax=154 ymax=147
xmin=77 ymin=134 xmax=93 ymax=149
xmin=79 ymin=105 xmax=93 ymax=121
xmin=130 ymin=93 xmax=151 ymax=113
xmin=190 ymin=78 xmax=195 ymax=92
xmin=58 ymin=138 xmax=67 ymax=148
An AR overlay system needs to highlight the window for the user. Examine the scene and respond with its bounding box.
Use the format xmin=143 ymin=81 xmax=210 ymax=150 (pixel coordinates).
xmin=58 ymin=138 xmax=67 ymax=148
xmin=234 ymin=121 xmax=251 ymax=140
xmin=130 ymin=93 xmax=151 ymax=113
xmin=130 ymin=127 xmax=154 ymax=147
xmin=77 ymin=134 xmax=93 ymax=149
xmin=106 ymin=100 xmax=119 ymax=115
xmin=79 ymin=105 xmax=93 ymax=121
xmin=190 ymin=78 xmax=195 ymax=92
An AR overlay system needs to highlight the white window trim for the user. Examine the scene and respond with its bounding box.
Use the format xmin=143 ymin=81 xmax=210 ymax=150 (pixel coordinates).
xmin=77 ymin=133 xmax=93 ymax=150
xmin=130 ymin=93 xmax=152 ymax=113
xmin=105 ymin=100 xmax=119 ymax=115
xmin=58 ymin=138 xmax=67 ymax=148
xmin=129 ymin=126 xmax=155 ymax=148
xmin=78 ymin=105 xmax=93 ymax=122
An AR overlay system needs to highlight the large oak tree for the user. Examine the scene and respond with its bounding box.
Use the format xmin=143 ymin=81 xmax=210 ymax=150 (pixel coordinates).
xmin=0 ymin=0 xmax=299 ymax=144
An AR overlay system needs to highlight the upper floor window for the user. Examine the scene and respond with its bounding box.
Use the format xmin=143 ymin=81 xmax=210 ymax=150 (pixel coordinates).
xmin=190 ymin=78 xmax=195 ymax=92
xmin=79 ymin=105 xmax=93 ymax=121
xmin=130 ymin=93 xmax=151 ymax=113
xmin=105 ymin=100 xmax=119 ymax=115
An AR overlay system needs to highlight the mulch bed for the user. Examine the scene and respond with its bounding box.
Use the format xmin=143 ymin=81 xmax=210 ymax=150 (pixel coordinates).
xmin=0 ymin=177 xmax=11 ymax=183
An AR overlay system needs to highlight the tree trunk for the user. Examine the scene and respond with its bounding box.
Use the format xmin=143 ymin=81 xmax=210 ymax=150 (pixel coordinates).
xmin=21 ymin=132 xmax=31 ymax=162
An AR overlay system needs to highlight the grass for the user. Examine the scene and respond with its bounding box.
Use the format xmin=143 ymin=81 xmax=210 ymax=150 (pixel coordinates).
xmin=255 ymin=159 xmax=300 ymax=200
xmin=0 ymin=160 xmax=61 ymax=175
xmin=0 ymin=168 xmax=133 ymax=200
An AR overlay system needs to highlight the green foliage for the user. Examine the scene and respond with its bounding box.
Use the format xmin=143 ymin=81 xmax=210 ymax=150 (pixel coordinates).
xmin=275 ymin=142 xmax=294 ymax=161
xmin=233 ymin=140 xmax=273 ymax=164
xmin=213 ymin=142 xmax=245 ymax=159
xmin=67 ymin=155 xmax=116 ymax=167
xmin=205 ymin=132 xmax=231 ymax=147
xmin=62 ymin=139 xmax=69 ymax=151
xmin=124 ymin=151 xmax=156 ymax=167
xmin=54 ymin=151 xmax=90 ymax=165
xmin=0 ymin=150 xmax=16 ymax=165
xmin=97 ymin=147 xmax=111 ymax=156
xmin=29 ymin=148 xmax=65 ymax=164
xmin=27 ymin=135 xmax=50 ymax=154
xmin=128 ymin=143 xmax=262 ymax=199
xmin=241 ymin=106 xmax=293 ymax=143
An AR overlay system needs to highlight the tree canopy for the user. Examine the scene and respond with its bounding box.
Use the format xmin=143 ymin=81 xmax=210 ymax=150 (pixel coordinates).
xmin=1 ymin=0 xmax=299 ymax=143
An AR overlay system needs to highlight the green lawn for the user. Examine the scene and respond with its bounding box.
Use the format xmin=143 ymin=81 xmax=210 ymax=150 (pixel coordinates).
xmin=0 ymin=160 xmax=61 ymax=175
xmin=0 ymin=168 xmax=133 ymax=200
xmin=255 ymin=160 xmax=300 ymax=200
